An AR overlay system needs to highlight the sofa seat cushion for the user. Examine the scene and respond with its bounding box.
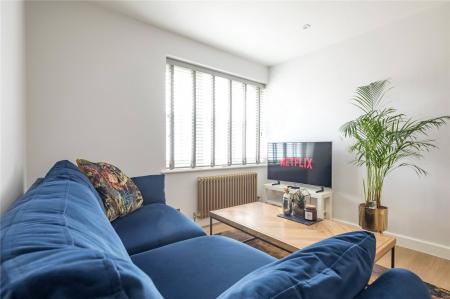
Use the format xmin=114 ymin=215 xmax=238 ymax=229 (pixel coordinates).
xmin=1 ymin=160 xmax=162 ymax=298
xmin=112 ymin=203 xmax=206 ymax=255
xmin=132 ymin=235 xmax=276 ymax=299
xmin=218 ymin=231 xmax=376 ymax=299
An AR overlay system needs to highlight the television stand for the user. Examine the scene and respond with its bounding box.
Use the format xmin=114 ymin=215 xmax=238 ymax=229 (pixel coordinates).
xmin=272 ymin=181 xmax=281 ymax=186
xmin=263 ymin=183 xmax=333 ymax=219
xmin=316 ymin=186 xmax=324 ymax=193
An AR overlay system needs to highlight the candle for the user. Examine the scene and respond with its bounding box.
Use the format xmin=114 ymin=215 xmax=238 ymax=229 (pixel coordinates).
xmin=304 ymin=204 xmax=317 ymax=221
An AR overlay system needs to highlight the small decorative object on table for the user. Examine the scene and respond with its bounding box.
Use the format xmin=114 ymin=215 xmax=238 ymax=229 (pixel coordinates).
xmin=304 ymin=204 xmax=318 ymax=221
xmin=291 ymin=188 xmax=310 ymax=218
xmin=282 ymin=187 xmax=292 ymax=216
xmin=277 ymin=187 xmax=320 ymax=225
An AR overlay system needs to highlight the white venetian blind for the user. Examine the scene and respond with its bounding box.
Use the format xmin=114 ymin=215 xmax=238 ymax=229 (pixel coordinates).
xmin=173 ymin=65 xmax=193 ymax=168
xmin=195 ymin=71 xmax=213 ymax=167
xmin=231 ymin=81 xmax=244 ymax=165
xmin=166 ymin=58 xmax=265 ymax=169
xmin=214 ymin=77 xmax=230 ymax=166
xmin=259 ymin=88 xmax=266 ymax=163
xmin=165 ymin=64 xmax=172 ymax=168
xmin=246 ymin=85 xmax=258 ymax=164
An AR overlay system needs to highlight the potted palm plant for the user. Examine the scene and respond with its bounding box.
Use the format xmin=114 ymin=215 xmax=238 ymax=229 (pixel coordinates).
xmin=341 ymin=80 xmax=449 ymax=232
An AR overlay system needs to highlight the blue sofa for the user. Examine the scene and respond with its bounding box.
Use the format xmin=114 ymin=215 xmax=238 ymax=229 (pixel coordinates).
xmin=1 ymin=161 xmax=430 ymax=299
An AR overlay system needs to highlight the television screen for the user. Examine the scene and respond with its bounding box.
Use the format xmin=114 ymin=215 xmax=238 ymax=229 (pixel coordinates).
xmin=267 ymin=142 xmax=332 ymax=187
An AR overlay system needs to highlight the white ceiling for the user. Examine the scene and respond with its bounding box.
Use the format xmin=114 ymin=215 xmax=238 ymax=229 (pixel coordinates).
xmin=96 ymin=1 xmax=441 ymax=66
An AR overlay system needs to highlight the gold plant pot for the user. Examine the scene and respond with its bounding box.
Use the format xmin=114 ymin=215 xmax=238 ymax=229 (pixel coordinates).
xmin=358 ymin=203 xmax=388 ymax=232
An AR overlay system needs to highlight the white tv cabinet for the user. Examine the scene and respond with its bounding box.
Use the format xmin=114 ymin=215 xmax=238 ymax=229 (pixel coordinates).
xmin=263 ymin=183 xmax=333 ymax=219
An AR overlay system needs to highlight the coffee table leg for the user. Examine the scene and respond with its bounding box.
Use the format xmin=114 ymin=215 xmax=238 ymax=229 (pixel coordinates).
xmin=210 ymin=216 xmax=213 ymax=235
xmin=391 ymin=247 xmax=395 ymax=268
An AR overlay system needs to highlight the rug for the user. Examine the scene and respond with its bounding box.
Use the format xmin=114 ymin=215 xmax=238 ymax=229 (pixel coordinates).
xmin=218 ymin=229 xmax=450 ymax=299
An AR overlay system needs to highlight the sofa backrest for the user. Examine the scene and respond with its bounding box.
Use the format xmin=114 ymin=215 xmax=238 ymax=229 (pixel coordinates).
xmin=131 ymin=174 xmax=166 ymax=205
xmin=0 ymin=160 xmax=162 ymax=298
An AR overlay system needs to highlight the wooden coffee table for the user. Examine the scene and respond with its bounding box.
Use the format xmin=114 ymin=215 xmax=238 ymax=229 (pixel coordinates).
xmin=210 ymin=202 xmax=396 ymax=267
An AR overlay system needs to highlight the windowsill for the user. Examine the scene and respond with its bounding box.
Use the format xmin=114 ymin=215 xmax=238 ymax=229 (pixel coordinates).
xmin=162 ymin=163 xmax=267 ymax=174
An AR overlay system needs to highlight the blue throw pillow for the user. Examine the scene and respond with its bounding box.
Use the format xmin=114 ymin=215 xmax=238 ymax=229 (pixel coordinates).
xmin=218 ymin=231 xmax=375 ymax=299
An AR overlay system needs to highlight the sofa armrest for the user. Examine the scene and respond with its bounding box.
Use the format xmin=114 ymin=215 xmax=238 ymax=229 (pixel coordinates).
xmin=356 ymin=268 xmax=430 ymax=299
xmin=131 ymin=174 xmax=165 ymax=205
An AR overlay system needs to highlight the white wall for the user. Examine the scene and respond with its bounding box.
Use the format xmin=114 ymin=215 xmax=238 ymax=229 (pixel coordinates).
xmin=266 ymin=5 xmax=450 ymax=258
xmin=25 ymin=1 xmax=268 ymax=220
xmin=1 ymin=0 xmax=26 ymax=213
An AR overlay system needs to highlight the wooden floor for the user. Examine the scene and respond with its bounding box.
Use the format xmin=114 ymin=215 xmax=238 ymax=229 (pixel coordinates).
xmin=376 ymin=245 xmax=450 ymax=290
xmin=205 ymin=223 xmax=450 ymax=290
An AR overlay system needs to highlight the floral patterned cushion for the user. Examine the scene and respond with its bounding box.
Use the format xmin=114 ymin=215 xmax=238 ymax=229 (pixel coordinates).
xmin=76 ymin=159 xmax=144 ymax=221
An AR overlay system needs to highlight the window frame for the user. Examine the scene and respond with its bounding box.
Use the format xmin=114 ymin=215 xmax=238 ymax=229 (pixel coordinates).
xmin=166 ymin=58 xmax=265 ymax=170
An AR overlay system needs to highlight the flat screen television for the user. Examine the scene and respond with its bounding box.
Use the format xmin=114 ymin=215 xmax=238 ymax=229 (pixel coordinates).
xmin=267 ymin=142 xmax=332 ymax=187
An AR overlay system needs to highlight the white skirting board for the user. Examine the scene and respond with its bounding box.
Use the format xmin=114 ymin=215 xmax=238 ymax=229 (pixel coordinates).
xmin=333 ymin=218 xmax=450 ymax=261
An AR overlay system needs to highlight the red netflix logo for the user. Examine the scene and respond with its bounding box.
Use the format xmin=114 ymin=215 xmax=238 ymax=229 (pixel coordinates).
xmin=279 ymin=157 xmax=312 ymax=169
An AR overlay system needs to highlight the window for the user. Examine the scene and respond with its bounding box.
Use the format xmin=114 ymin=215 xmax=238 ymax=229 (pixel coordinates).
xmin=165 ymin=58 xmax=265 ymax=169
